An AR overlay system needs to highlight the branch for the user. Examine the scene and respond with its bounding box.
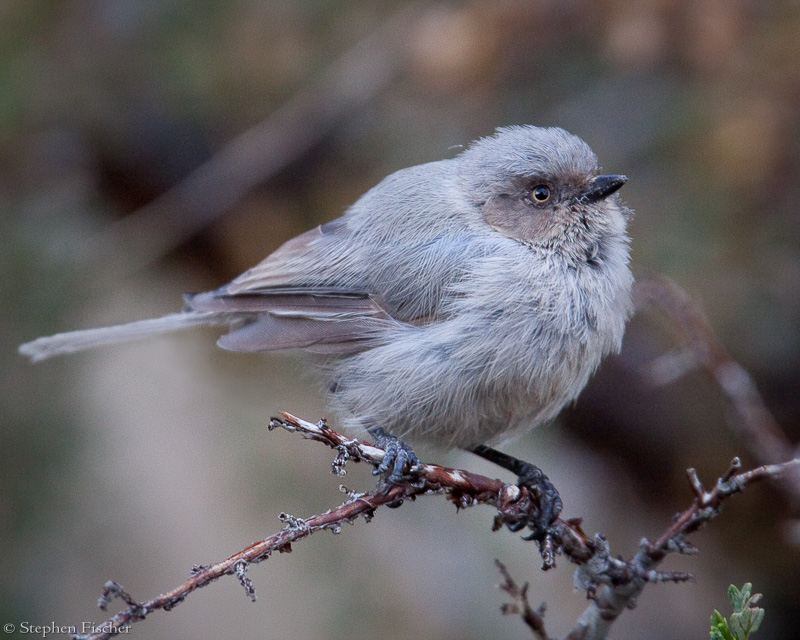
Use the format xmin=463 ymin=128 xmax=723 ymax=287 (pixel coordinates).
xmin=71 ymin=412 xmax=594 ymax=640
xmin=496 ymin=559 xmax=553 ymax=640
xmin=559 ymin=456 xmax=799 ymax=640
xmin=72 ymin=412 xmax=799 ymax=640
xmin=273 ymin=413 xmax=602 ymax=569
xmin=80 ymin=485 xmax=409 ymax=639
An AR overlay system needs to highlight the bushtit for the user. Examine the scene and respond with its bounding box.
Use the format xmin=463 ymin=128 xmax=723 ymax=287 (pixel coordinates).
xmin=20 ymin=125 xmax=633 ymax=530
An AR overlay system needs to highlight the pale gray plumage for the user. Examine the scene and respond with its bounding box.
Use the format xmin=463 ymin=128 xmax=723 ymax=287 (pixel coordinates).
xmin=19 ymin=125 xmax=634 ymax=450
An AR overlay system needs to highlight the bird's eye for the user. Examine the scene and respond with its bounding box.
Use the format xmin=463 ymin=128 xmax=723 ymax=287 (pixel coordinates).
xmin=531 ymin=185 xmax=550 ymax=203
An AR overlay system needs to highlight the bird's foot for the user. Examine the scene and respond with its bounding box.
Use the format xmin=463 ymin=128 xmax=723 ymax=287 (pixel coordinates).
xmin=514 ymin=463 xmax=563 ymax=541
xmin=368 ymin=427 xmax=423 ymax=488
xmin=469 ymin=445 xmax=562 ymax=541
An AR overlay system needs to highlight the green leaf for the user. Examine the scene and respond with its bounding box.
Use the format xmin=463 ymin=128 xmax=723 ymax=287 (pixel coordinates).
xmin=730 ymin=607 xmax=765 ymax=639
xmin=715 ymin=584 xmax=765 ymax=640
xmin=728 ymin=584 xmax=748 ymax=612
xmin=710 ymin=609 xmax=735 ymax=640
xmin=710 ymin=628 xmax=726 ymax=640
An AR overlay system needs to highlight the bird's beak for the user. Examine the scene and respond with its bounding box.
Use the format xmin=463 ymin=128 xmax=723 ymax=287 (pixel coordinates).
xmin=583 ymin=175 xmax=627 ymax=203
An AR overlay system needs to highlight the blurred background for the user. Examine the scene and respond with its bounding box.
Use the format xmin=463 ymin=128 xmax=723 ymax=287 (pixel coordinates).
xmin=2 ymin=1 xmax=799 ymax=638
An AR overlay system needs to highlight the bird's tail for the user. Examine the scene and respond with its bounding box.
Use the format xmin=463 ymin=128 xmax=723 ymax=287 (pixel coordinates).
xmin=18 ymin=312 xmax=233 ymax=362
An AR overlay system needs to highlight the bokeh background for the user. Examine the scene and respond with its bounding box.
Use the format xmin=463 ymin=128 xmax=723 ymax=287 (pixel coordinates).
xmin=2 ymin=1 xmax=799 ymax=639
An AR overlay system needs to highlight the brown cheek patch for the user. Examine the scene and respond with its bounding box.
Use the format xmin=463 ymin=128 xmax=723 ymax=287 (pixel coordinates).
xmin=482 ymin=197 xmax=552 ymax=245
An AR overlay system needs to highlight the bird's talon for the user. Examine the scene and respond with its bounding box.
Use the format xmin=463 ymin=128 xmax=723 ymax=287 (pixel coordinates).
xmin=368 ymin=428 xmax=420 ymax=486
xmin=517 ymin=464 xmax=563 ymax=540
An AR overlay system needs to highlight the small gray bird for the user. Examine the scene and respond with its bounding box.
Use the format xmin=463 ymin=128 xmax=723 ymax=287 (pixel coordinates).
xmin=20 ymin=125 xmax=633 ymax=531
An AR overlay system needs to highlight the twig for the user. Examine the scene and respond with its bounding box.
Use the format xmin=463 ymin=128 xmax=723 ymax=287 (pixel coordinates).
xmin=561 ymin=456 xmax=799 ymax=640
xmin=496 ymin=559 xmax=553 ymax=640
xmin=73 ymin=412 xmax=799 ymax=640
xmin=72 ymin=412 xmax=593 ymax=640
xmin=274 ymin=413 xmax=603 ymax=569
xmin=76 ymin=481 xmax=413 ymax=639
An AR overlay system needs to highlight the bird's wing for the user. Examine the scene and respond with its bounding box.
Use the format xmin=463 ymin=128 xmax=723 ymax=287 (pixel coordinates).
xmin=186 ymin=219 xmax=407 ymax=354
xmin=187 ymin=288 xmax=402 ymax=354
xmin=224 ymin=220 xmax=346 ymax=295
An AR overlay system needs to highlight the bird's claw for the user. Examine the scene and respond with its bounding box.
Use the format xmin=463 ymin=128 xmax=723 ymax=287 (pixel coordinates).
xmin=516 ymin=464 xmax=563 ymax=540
xmin=369 ymin=428 xmax=422 ymax=487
